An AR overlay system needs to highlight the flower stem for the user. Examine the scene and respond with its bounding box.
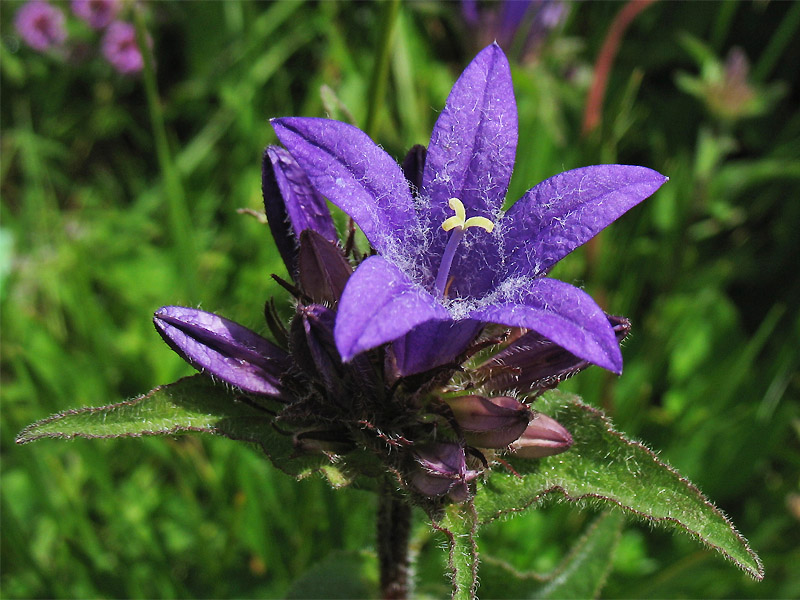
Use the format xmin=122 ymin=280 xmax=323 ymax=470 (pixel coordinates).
xmin=378 ymin=482 xmax=412 ymax=600
xmin=133 ymin=7 xmax=198 ymax=299
xmin=365 ymin=0 xmax=401 ymax=139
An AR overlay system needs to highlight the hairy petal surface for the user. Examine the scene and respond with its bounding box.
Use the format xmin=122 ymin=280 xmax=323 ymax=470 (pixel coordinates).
xmin=422 ymin=43 xmax=518 ymax=291
xmin=335 ymin=256 xmax=450 ymax=362
xmin=153 ymin=307 xmax=288 ymax=396
xmin=271 ymin=118 xmax=420 ymax=261
xmin=423 ymin=43 xmax=518 ymax=220
xmin=469 ymin=278 xmax=622 ymax=373
xmin=262 ymin=146 xmax=338 ymax=276
xmin=504 ymin=165 xmax=668 ymax=277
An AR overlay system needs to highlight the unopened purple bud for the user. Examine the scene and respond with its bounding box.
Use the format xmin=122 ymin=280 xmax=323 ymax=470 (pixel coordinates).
xmin=400 ymin=144 xmax=427 ymax=196
xmin=102 ymin=21 xmax=148 ymax=75
xmin=297 ymin=230 xmax=352 ymax=305
xmin=153 ymin=306 xmax=288 ymax=397
xmin=479 ymin=315 xmax=631 ymax=392
xmin=410 ymin=443 xmax=481 ymax=501
xmin=71 ymin=0 xmax=120 ymax=29
xmin=290 ymin=304 xmax=341 ymax=393
xmin=446 ymin=395 xmax=530 ymax=448
xmin=510 ymin=412 xmax=573 ymax=458
xmin=15 ymin=1 xmax=67 ymax=52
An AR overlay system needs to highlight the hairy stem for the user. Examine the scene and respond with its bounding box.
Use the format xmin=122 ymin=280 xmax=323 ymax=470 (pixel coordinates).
xmin=378 ymin=483 xmax=412 ymax=600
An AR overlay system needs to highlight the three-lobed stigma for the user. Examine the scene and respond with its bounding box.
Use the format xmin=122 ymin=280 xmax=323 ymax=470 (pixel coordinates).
xmin=441 ymin=198 xmax=494 ymax=233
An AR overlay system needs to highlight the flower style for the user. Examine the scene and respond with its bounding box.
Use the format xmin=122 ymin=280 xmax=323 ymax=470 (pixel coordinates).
xmin=14 ymin=0 xmax=67 ymax=52
xmin=271 ymin=44 xmax=667 ymax=377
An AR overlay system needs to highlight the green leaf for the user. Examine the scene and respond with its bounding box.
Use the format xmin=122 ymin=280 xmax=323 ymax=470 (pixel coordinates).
xmin=436 ymin=502 xmax=479 ymax=600
xmin=285 ymin=550 xmax=377 ymax=599
xmin=532 ymin=511 xmax=624 ymax=599
xmin=16 ymin=375 xmax=326 ymax=479
xmin=476 ymin=391 xmax=764 ymax=581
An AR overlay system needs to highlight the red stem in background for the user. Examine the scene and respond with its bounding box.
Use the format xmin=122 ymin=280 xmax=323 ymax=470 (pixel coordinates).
xmin=582 ymin=0 xmax=657 ymax=137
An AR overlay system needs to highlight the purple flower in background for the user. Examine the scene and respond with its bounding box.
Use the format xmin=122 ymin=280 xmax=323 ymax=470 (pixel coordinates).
xmin=102 ymin=21 xmax=146 ymax=74
xmin=272 ymin=44 xmax=667 ymax=377
xmin=462 ymin=0 xmax=567 ymax=61
xmin=72 ymin=0 xmax=120 ymax=29
xmin=14 ymin=0 xmax=67 ymax=52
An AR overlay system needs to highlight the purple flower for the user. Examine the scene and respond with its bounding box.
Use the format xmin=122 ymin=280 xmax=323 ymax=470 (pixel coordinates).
xmin=71 ymin=0 xmax=120 ymax=29
xmin=101 ymin=21 xmax=147 ymax=74
xmin=271 ymin=44 xmax=667 ymax=377
xmin=14 ymin=1 xmax=67 ymax=52
xmin=462 ymin=0 xmax=567 ymax=61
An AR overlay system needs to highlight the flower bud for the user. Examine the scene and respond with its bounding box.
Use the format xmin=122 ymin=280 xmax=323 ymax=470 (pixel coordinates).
xmin=445 ymin=395 xmax=531 ymax=448
xmin=153 ymin=306 xmax=288 ymax=397
xmin=479 ymin=315 xmax=631 ymax=392
xmin=290 ymin=304 xmax=342 ymax=395
xmin=410 ymin=443 xmax=481 ymax=501
xmin=510 ymin=413 xmax=573 ymax=458
xmin=297 ymin=230 xmax=352 ymax=305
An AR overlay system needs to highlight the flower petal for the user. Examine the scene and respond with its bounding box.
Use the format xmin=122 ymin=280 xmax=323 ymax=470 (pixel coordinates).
xmin=334 ymin=256 xmax=450 ymax=362
xmin=153 ymin=306 xmax=288 ymax=396
xmin=262 ymin=146 xmax=338 ymax=275
xmin=388 ymin=319 xmax=482 ymax=377
xmin=271 ymin=117 xmax=420 ymax=261
xmin=469 ymin=278 xmax=623 ymax=373
xmin=423 ymin=43 xmax=518 ymax=220
xmin=504 ymin=165 xmax=668 ymax=277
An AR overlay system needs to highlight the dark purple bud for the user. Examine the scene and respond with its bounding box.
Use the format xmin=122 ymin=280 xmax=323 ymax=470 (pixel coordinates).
xmin=478 ymin=315 xmax=631 ymax=392
xmin=510 ymin=412 xmax=573 ymax=458
xmin=289 ymin=304 xmax=342 ymax=395
xmin=297 ymin=229 xmax=352 ymax=305
xmin=262 ymin=146 xmax=338 ymax=276
xmin=401 ymin=144 xmax=426 ymax=196
xmin=446 ymin=395 xmax=531 ymax=448
xmin=410 ymin=443 xmax=481 ymax=501
xmin=153 ymin=306 xmax=288 ymax=397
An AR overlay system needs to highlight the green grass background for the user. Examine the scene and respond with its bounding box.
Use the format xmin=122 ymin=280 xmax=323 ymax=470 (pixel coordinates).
xmin=2 ymin=1 xmax=798 ymax=597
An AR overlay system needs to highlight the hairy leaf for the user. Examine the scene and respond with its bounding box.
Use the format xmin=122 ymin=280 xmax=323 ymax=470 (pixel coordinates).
xmin=15 ymin=375 xmax=326 ymax=479
xmin=477 ymin=391 xmax=764 ymax=580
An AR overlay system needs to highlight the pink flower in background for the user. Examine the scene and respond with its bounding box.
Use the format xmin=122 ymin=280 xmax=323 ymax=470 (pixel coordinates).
xmin=14 ymin=0 xmax=67 ymax=52
xmin=71 ymin=0 xmax=120 ymax=30
xmin=102 ymin=21 xmax=148 ymax=74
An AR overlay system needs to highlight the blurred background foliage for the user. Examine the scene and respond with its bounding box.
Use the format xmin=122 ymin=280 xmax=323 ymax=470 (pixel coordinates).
xmin=1 ymin=1 xmax=798 ymax=597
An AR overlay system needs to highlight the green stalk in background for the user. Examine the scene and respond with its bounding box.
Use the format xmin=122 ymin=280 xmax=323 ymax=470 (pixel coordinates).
xmin=365 ymin=0 xmax=401 ymax=139
xmin=134 ymin=7 xmax=198 ymax=299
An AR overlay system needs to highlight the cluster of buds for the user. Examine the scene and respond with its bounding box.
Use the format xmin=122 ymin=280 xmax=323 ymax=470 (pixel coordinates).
xmin=152 ymin=142 xmax=630 ymax=506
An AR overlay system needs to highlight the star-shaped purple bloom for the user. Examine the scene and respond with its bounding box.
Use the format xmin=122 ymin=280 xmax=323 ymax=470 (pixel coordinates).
xmin=272 ymin=44 xmax=667 ymax=377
